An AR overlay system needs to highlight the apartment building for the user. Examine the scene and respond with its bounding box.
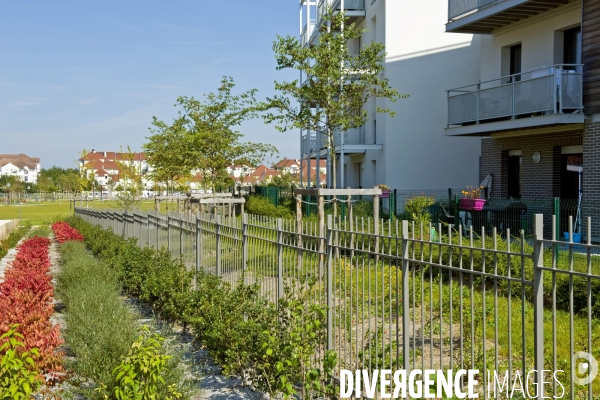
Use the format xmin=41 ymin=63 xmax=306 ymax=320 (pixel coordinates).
xmin=445 ymin=0 xmax=600 ymax=237
xmin=445 ymin=0 xmax=596 ymax=201
xmin=0 ymin=154 xmax=41 ymax=184
xmin=79 ymin=150 xmax=151 ymax=188
xmin=298 ymin=0 xmax=482 ymax=190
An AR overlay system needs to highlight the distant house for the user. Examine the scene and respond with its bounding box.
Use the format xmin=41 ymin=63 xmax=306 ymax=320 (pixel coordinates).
xmin=78 ymin=150 xmax=150 ymax=189
xmin=0 ymin=153 xmax=41 ymax=184
xmin=272 ymin=158 xmax=327 ymax=187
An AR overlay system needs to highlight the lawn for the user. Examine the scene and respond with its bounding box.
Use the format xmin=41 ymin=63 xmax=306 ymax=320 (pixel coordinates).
xmin=0 ymin=200 xmax=173 ymax=225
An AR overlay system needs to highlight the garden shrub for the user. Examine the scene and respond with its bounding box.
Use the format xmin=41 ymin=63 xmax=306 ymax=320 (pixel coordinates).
xmin=0 ymin=326 xmax=42 ymax=399
xmin=245 ymin=195 xmax=293 ymax=219
xmin=110 ymin=327 xmax=183 ymax=400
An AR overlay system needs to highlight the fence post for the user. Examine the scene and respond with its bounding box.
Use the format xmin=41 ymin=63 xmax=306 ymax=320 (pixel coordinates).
xmin=277 ymin=218 xmax=284 ymax=301
xmin=179 ymin=212 xmax=183 ymax=258
xmin=533 ymin=213 xmax=545 ymax=397
xmin=296 ymin=195 xmax=303 ymax=272
xmin=242 ymin=213 xmax=248 ymax=273
xmin=319 ymin=194 xmax=325 ymax=277
xmin=195 ymin=212 xmax=201 ymax=291
xmin=216 ymin=214 xmax=222 ymax=277
xmin=167 ymin=212 xmax=172 ymax=252
xmin=401 ymin=220 xmax=410 ymax=370
xmin=326 ymin=214 xmax=333 ymax=352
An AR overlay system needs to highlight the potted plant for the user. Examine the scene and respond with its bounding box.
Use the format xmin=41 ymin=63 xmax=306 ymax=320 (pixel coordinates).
xmin=460 ymin=185 xmax=486 ymax=211
xmin=378 ymin=184 xmax=391 ymax=198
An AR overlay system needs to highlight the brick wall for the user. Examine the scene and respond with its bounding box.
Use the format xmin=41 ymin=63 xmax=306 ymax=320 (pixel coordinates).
xmin=480 ymin=130 xmax=583 ymax=199
xmin=583 ymin=118 xmax=600 ymax=201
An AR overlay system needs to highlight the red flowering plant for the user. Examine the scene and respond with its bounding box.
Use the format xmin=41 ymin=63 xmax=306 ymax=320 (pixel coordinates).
xmin=0 ymin=236 xmax=63 ymax=373
xmin=51 ymin=222 xmax=84 ymax=243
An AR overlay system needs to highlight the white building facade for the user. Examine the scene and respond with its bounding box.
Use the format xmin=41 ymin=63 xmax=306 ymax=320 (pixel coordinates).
xmin=298 ymin=0 xmax=483 ymax=190
xmin=0 ymin=154 xmax=41 ymax=184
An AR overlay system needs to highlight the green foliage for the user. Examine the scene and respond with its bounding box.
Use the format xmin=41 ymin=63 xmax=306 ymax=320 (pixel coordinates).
xmin=254 ymin=285 xmax=337 ymax=399
xmin=245 ymin=195 xmax=294 ymax=219
xmin=404 ymin=195 xmax=435 ymax=227
xmin=146 ymin=77 xmax=278 ymax=194
xmin=111 ymin=327 xmax=182 ymax=400
xmin=113 ymin=146 xmax=144 ymax=211
xmin=57 ymin=241 xmax=140 ymax=398
xmin=0 ymin=325 xmax=41 ymax=400
xmin=262 ymin=9 xmax=406 ymax=189
xmin=38 ymin=166 xmax=80 ymax=193
xmin=66 ymin=216 xmax=339 ymax=399
xmin=57 ymin=239 xmax=194 ymax=399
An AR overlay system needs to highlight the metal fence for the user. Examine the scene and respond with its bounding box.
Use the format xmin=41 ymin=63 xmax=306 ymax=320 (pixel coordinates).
xmin=75 ymin=206 xmax=600 ymax=398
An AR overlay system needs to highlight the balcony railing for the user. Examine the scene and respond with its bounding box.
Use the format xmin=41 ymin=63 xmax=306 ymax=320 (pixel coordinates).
xmin=302 ymin=127 xmax=367 ymax=156
xmin=448 ymin=0 xmax=494 ymax=20
xmin=301 ymin=20 xmax=316 ymax=47
xmin=447 ymin=64 xmax=583 ymax=128
xmin=333 ymin=127 xmax=366 ymax=147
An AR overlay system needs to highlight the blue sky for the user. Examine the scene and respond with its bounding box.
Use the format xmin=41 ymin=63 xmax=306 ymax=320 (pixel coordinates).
xmin=0 ymin=0 xmax=299 ymax=168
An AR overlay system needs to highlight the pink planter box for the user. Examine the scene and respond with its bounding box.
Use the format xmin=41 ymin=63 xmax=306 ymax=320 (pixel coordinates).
xmin=460 ymin=198 xmax=486 ymax=211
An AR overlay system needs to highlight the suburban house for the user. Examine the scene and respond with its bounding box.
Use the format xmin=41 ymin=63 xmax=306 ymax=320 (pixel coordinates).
xmin=0 ymin=153 xmax=41 ymax=184
xmin=272 ymin=158 xmax=327 ymax=186
xmin=445 ymin=0 xmax=598 ymax=236
xmin=298 ymin=0 xmax=482 ymax=190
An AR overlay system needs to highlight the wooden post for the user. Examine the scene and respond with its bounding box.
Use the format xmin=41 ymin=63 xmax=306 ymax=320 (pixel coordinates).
xmin=154 ymin=198 xmax=160 ymax=212
xmin=296 ymin=194 xmax=303 ymax=271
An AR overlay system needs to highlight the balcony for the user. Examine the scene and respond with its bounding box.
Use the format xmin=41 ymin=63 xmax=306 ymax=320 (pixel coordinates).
xmin=447 ymin=0 xmax=577 ymax=34
xmin=301 ymin=19 xmax=316 ymax=47
xmin=326 ymin=0 xmax=366 ymax=24
xmin=302 ymin=126 xmax=381 ymax=157
xmin=446 ymin=64 xmax=584 ymax=136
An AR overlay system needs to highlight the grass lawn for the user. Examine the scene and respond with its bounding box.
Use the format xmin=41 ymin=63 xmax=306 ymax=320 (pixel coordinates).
xmin=0 ymin=200 xmax=171 ymax=225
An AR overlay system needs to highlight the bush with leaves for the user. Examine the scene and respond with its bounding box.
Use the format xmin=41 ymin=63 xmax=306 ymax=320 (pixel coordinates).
xmin=109 ymin=327 xmax=183 ymax=400
xmin=0 ymin=326 xmax=42 ymax=399
xmin=245 ymin=195 xmax=294 ymax=219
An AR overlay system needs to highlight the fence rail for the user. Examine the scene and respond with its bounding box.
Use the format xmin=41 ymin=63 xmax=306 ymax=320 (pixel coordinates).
xmin=75 ymin=207 xmax=600 ymax=398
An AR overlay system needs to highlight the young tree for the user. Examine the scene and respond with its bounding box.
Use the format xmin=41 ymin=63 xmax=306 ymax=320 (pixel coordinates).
xmin=114 ymin=146 xmax=144 ymax=211
xmin=77 ymin=150 xmax=97 ymax=193
xmin=262 ymin=9 xmax=407 ymax=190
xmin=147 ymin=77 xmax=278 ymax=196
xmin=143 ymin=116 xmax=193 ymax=194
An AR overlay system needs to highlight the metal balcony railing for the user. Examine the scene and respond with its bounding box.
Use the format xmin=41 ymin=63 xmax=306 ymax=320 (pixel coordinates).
xmin=302 ymin=133 xmax=317 ymax=156
xmin=333 ymin=126 xmax=366 ymax=147
xmin=447 ymin=64 xmax=583 ymax=127
xmin=301 ymin=20 xmax=316 ymax=47
xmin=448 ymin=0 xmax=495 ymax=20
